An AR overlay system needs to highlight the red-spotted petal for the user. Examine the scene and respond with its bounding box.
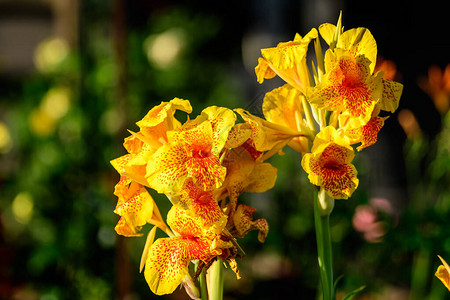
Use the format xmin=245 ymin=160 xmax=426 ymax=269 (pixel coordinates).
xmin=115 ymin=216 xmax=143 ymax=237
xmin=232 ymin=204 xmax=269 ymax=242
xmin=308 ymin=50 xmax=382 ymax=127
xmin=144 ymin=236 xmax=221 ymax=295
xmin=146 ymin=121 xmax=226 ymax=194
xmin=302 ymin=142 xmax=359 ymax=199
xmin=114 ymin=181 xmax=154 ymax=230
xmin=380 ymin=77 xmax=403 ymax=113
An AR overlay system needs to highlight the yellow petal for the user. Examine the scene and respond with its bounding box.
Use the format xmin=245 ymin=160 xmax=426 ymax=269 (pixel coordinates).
xmin=146 ymin=120 xmax=227 ymax=194
xmin=308 ymin=49 xmax=382 ymax=128
xmin=137 ymin=98 xmax=192 ymax=129
xmin=235 ymin=108 xmax=300 ymax=153
xmin=337 ymin=27 xmax=377 ymax=72
xmin=244 ymin=162 xmax=278 ymax=194
xmin=261 ymin=28 xmax=318 ymax=69
xmin=232 ymin=204 xmax=269 ymax=242
xmin=319 ymin=23 xmax=336 ymax=46
xmin=380 ymin=77 xmax=403 ymax=113
xmin=195 ymin=106 xmax=237 ymax=153
xmin=262 ymin=84 xmax=304 ymax=130
xmin=262 ymin=84 xmax=310 ymax=153
xmin=114 ymin=181 xmax=154 ymax=229
xmin=140 ymin=226 xmax=158 ymax=272
xmin=114 ymin=217 xmax=143 ymax=237
xmin=255 ymin=57 xmax=276 ymax=84
xmin=225 ymin=123 xmax=252 ymax=149
xmin=302 ymin=127 xmax=359 ymax=199
xmin=436 ymin=256 xmax=450 ymax=292
xmin=144 ymin=237 xmax=190 ymax=295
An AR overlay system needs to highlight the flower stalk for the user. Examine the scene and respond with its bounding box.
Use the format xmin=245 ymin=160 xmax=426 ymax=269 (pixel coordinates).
xmin=314 ymin=189 xmax=335 ymax=300
xmin=207 ymin=260 xmax=223 ymax=300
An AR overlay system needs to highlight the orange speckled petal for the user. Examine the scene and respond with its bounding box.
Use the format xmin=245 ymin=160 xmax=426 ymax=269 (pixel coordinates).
xmin=380 ymin=77 xmax=403 ymax=113
xmin=198 ymin=106 xmax=236 ymax=149
xmin=225 ymin=123 xmax=252 ymax=149
xmin=308 ymin=52 xmax=380 ymax=127
xmin=111 ymin=154 xmax=131 ymax=174
xmin=144 ymin=236 xmax=221 ymax=295
xmin=436 ymin=265 xmax=450 ymax=291
xmin=115 ymin=216 xmax=143 ymax=237
xmin=232 ymin=204 xmax=269 ymax=242
xmin=302 ymin=143 xmax=358 ymax=199
xmin=337 ymin=27 xmax=377 ymax=72
xmin=436 ymin=255 xmax=450 ymax=291
xmin=255 ymin=57 xmax=277 ymax=84
xmin=114 ymin=181 xmax=154 ymax=228
xmin=180 ymin=180 xmax=227 ymax=231
xmin=261 ymin=28 xmax=318 ymax=69
xmin=354 ymin=115 xmax=389 ymax=151
xmin=146 ymin=142 xmax=189 ymax=194
xmin=144 ymin=237 xmax=190 ymax=295
xmin=167 ymin=205 xmax=204 ymax=238
xmin=147 ymin=121 xmax=227 ymax=194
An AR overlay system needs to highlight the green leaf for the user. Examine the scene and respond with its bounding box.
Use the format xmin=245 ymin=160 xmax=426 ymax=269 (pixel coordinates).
xmin=342 ymin=285 xmax=366 ymax=300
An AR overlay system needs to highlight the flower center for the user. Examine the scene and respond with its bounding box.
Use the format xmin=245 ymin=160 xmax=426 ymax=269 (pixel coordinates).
xmin=338 ymin=57 xmax=362 ymax=88
xmin=191 ymin=145 xmax=212 ymax=158
xmin=323 ymin=160 xmax=341 ymax=171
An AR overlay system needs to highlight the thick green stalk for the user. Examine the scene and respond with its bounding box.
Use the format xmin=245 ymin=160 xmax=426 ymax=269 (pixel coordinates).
xmin=199 ymin=269 xmax=208 ymax=300
xmin=207 ymin=260 xmax=223 ymax=300
xmin=314 ymin=190 xmax=335 ymax=300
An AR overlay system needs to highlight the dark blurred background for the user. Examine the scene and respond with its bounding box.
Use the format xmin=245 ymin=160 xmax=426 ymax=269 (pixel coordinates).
xmin=0 ymin=0 xmax=449 ymax=299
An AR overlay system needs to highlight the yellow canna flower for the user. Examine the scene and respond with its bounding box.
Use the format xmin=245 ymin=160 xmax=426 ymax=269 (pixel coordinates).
xmin=217 ymin=142 xmax=278 ymax=214
xmin=145 ymin=106 xmax=235 ymax=195
xmin=319 ymin=24 xmax=377 ymax=72
xmin=144 ymin=205 xmax=226 ymax=295
xmin=136 ymin=97 xmax=192 ymax=144
xmin=262 ymin=83 xmax=312 ymax=154
xmin=436 ymin=255 xmax=450 ymax=291
xmin=307 ymin=48 xmax=383 ymax=128
xmin=112 ymin=177 xmax=154 ymax=237
xmin=341 ymin=105 xmax=389 ymax=151
xmin=235 ymin=108 xmax=307 ymax=160
xmin=110 ymin=98 xmax=193 ymax=187
xmin=174 ymin=178 xmax=228 ymax=234
xmin=255 ymin=29 xmax=318 ymax=94
xmin=231 ymin=204 xmax=269 ymax=243
xmin=301 ymin=126 xmax=359 ymax=199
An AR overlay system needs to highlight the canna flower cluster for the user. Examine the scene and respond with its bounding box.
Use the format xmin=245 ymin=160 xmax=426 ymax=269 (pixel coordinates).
xmin=111 ymin=13 xmax=404 ymax=298
xmin=111 ymin=98 xmax=278 ymax=296
xmin=254 ymin=14 xmax=403 ymax=201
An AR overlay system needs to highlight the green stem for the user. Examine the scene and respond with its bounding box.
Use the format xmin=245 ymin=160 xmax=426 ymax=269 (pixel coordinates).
xmin=199 ymin=269 xmax=208 ymax=300
xmin=208 ymin=259 xmax=223 ymax=300
xmin=314 ymin=190 xmax=335 ymax=300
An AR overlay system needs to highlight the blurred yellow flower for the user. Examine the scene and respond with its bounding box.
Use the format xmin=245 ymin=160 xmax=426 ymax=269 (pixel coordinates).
xmin=0 ymin=122 xmax=13 ymax=154
xmin=419 ymin=64 xmax=450 ymax=114
xmin=34 ymin=37 xmax=69 ymax=73
xmin=436 ymin=255 xmax=450 ymax=291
